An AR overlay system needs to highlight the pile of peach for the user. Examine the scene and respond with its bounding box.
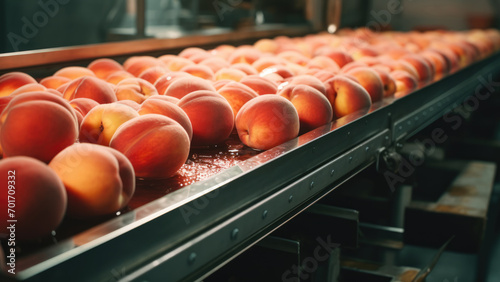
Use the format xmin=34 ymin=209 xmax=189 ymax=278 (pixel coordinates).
xmin=1 ymin=28 xmax=499 ymax=241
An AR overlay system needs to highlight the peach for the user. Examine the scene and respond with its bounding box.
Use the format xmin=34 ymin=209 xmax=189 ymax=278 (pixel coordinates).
xmin=157 ymin=54 xmax=177 ymax=66
xmin=40 ymin=76 xmax=71 ymax=90
xmin=228 ymin=47 xmax=262 ymax=64
xmin=215 ymin=68 xmax=247 ymax=82
xmin=49 ymin=143 xmax=135 ymax=218
xmin=277 ymin=51 xmax=310 ymax=66
xmin=254 ymin=38 xmax=279 ymax=54
xmin=231 ymin=63 xmax=259 ymax=76
xmin=69 ymin=97 xmax=100 ymax=125
xmin=305 ymin=56 xmax=340 ymax=72
xmin=188 ymin=52 xmax=214 ymax=64
xmin=420 ymin=50 xmax=450 ymax=81
xmin=317 ymin=49 xmax=354 ymax=68
xmin=115 ymin=77 xmax=158 ymax=103
xmin=109 ymin=114 xmax=190 ymax=178
xmin=212 ymin=79 xmax=233 ymax=91
xmin=88 ymin=58 xmax=124 ymax=80
xmin=54 ymin=66 xmax=96 ymax=80
xmin=235 ymin=95 xmax=299 ymax=150
xmin=210 ymin=44 xmax=237 ymax=60
xmin=138 ymin=99 xmax=193 ymax=140
xmin=180 ymin=64 xmax=215 ymax=80
xmin=199 ymin=57 xmax=231 ymax=73
xmin=63 ymin=76 xmax=117 ymax=104
xmin=427 ymin=47 xmax=459 ymax=73
xmin=279 ymin=85 xmax=333 ymax=134
xmin=116 ymin=100 xmax=141 ymax=111
xmin=349 ymin=46 xmax=379 ymax=61
xmin=164 ymin=76 xmax=216 ymax=99
xmin=240 ymin=75 xmax=278 ymax=95
xmin=1 ymin=91 xmax=78 ymax=162
xmin=138 ymin=66 xmax=168 ymax=85
xmin=391 ymin=70 xmax=419 ymax=97
xmin=340 ymin=61 xmax=368 ymax=73
xmin=179 ymin=47 xmax=208 ymax=59
xmin=105 ymin=70 xmax=135 ymax=85
xmin=311 ymin=70 xmax=337 ymax=83
xmin=380 ymin=59 xmax=420 ymax=81
xmin=154 ymin=72 xmax=191 ymax=95
xmin=165 ymin=57 xmax=195 ymax=72
xmin=344 ymin=67 xmax=384 ymax=102
xmin=371 ymin=66 xmax=397 ymax=98
xmin=146 ymin=95 xmax=180 ymax=104
xmin=9 ymin=83 xmax=47 ymax=96
xmin=217 ymin=81 xmax=259 ymax=118
xmin=324 ymin=75 xmax=372 ymax=118
xmin=0 ymin=156 xmax=66 ymax=240
xmin=252 ymin=57 xmax=285 ymax=72
xmin=178 ymin=90 xmax=234 ymax=146
xmin=280 ymin=75 xmax=327 ymax=96
xmin=399 ymin=54 xmax=433 ymax=83
xmin=0 ymin=72 xmax=37 ymax=97
xmin=124 ymin=56 xmax=163 ymax=77
xmin=79 ymin=103 xmax=139 ymax=146
xmin=260 ymin=65 xmax=294 ymax=80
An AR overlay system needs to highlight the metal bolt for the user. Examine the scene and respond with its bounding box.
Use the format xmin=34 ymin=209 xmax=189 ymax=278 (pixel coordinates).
xmin=188 ymin=252 xmax=197 ymax=264
xmin=310 ymin=181 xmax=314 ymax=190
xmin=288 ymin=195 xmax=293 ymax=203
xmin=231 ymin=228 xmax=239 ymax=240
xmin=330 ymin=169 xmax=335 ymax=176
xmin=399 ymin=125 xmax=403 ymax=131
xmin=365 ymin=146 xmax=370 ymax=152
xmin=347 ymin=131 xmax=351 ymax=136
xmin=262 ymin=210 xmax=268 ymax=219
xmin=349 ymin=156 xmax=353 ymax=163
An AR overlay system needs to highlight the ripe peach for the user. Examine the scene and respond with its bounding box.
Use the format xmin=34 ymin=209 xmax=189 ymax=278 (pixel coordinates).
xmin=371 ymin=66 xmax=397 ymax=98
xmin=0 ymin=156 xmax=66 ymax=240
xmin=324 ymin=75 xmax=372 ymax=118
xmin=164 ymin=76 xmax=216 ymax=99
xmin=400 ymin=54 xmax=433 ymax=84
xmin=279 ymin=85 xmax=333 ymax=134
xmin=215 ymin=68 xmax=247 ymax=82
xmin=340 ymin=61 xmax=368 ymax=73
xmin=146 ymin=95 xmax=179 ymax=104
xmin=40 ymin=76 xmax=72 ymax=90
xmin=217 ymin=81 xmax=258 ymax=118
xmin=188 ymin=52 xmax=214 ymax=64
xmin=154 ymin=72 xmax=191 ymax=95
xmin=124 ymin=56 xmax=163 ymax=77
xmin=1 ymin=92 xmax=78 ymax=162
xmin=252 ymin=57 xmax=285 ymax=72
xmin=212 ymin=79 xmax=233 ymax=91
xmin=254 ymin=38 xmax=279 ymax=54
xmin=138 ymin=99 xmax=193 ymax=140
xmin=115 ymin=100 xmax=141 ymax=111
xmin=317 ymin=49 xmax=354 ymax=68
xmin=260 ymin=65 xmax=294 ymax=80
xmin=306 ymin=56 xmax=340 ymax=72
xmin=199 ymin=57 xmax=231 ymax=73
xmin=231 ymin=63 xmax=259 ymax=76
xmin=157 ymin=54 xmax=177 ymax=66
xmin=54 ymin=66 xmax=96 ymax=80
xmin=138 ymin=66 xmax=168 ymax=84
xmin=0 ymin=72 xmax=37 ymax=97
xmin=349 ymin=46 xmax=379 ymax=61
xmin=63 ymin=76 xmax=117 ymax=104
xmin=280 ymin=75 xmax=327 ymax=96
xmin=311 ymin=70 xmax=337 ymax=83
xmin=109 ymin=114 xmax=190 ymax=178
xmin=419 ymin=50 xmax=450 ymax=81
xmin=178 ymin=90 xmax=234 ymax=146
xmin=240 ymin=75 xmax=278 ymax=95
xmin=79 ymin=103 xmax=139 ymax=146
xmin=344 ymin=67 xmax=384 ymax=102
xmin=115 ymin=77 xmax=158 ymax=103
xmin=391 ymin=70 xmax=419 ymax=97
xmin=88 ymin=58 xmax=124 ymax=80
xmin=105 ymin=70 xmax=136 ymax=85
xmin=180 ymin=64 xmax=215 ymax=80
xmin=228 ymin=47 xmax=262 ymax=64
xmin=210 ymin=44 xmax=237 ymax=60
xmin=277 ymin=51 xmax=310 ymax=66
xmin=235 ymin=95 xmax=299 ymax=150
xmin=9 ymin=83 xmax=47 ymax=96
xmin=49 ymin=143 xmax=135 ymax=218
xmin=69 ymin=98 xmax=100 ymax=125
xmin=165 ymin=57 xmax=195 ymax=72
xmin=179 ymin=47 xmax=208 ymax=59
